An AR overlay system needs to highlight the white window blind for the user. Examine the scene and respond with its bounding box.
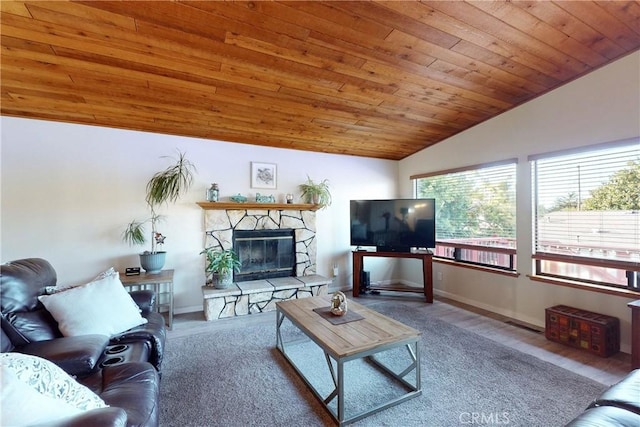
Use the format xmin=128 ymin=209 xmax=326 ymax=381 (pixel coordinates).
xmin=531 ymin=139 xmax=640 ymax=288
xmin=412 ymin=160 xmax=517 ymax=271
xmin=414 ymin=160 xmax=517 ymax=244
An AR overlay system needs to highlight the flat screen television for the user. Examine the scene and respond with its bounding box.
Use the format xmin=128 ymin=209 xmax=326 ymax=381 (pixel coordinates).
xmin=350 ymin=199 xmax=436 ymax=252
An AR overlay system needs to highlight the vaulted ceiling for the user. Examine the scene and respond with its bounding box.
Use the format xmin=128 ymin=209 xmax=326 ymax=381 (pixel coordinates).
xmin=2 ymin=1 xmax=639 ymax=160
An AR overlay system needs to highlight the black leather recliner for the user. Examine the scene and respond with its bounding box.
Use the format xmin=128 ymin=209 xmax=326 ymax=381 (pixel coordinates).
xmin=0 ymin=258 xmax=164 ymax=426
xmin=1 ymin=325 xmax=159 ymax=427
xmin=0 ymin=258 xmax=165 ymax=374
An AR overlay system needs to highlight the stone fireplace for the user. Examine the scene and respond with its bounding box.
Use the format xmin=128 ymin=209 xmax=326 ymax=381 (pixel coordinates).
xmin=204 ymin=207 xmax=318 ymax=277
xmin=198 ymin=203 xmax=330 ymax=320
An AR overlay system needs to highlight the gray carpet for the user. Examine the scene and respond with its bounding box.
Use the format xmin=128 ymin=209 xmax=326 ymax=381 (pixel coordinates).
xmin=159 ymin=302 xmax=606 ymax=426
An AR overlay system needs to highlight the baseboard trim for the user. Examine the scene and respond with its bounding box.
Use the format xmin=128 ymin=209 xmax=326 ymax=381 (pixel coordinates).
xmin=434 ymin=289 xmax=543 ymax=328
xmin=174 ymin=305 xmax=203 ymax=315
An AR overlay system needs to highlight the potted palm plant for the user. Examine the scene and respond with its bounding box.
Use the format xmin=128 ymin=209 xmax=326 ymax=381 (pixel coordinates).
xmin=299 ymin=175 xmax=332 ymax=208
xmin=200 ymin=247 xmax=242 ymax=289
xmin=122 ymin=150 xmax=195 ymax=273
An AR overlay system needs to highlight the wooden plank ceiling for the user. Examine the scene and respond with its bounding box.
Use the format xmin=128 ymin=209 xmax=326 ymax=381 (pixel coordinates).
xmin=2 ymin=1 xmax=639 ymax=160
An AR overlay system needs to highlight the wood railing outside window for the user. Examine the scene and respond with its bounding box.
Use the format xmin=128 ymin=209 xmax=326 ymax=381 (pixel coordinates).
xmin=434 ymin=238 xmax=517 ymax=271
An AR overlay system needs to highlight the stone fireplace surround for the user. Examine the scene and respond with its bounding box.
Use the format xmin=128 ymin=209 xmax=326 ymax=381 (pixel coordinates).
xmin=198 ymin=203 xmax=330 ymax=320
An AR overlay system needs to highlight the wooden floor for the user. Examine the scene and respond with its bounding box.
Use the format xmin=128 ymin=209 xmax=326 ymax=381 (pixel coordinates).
xmin=168 ymin=293 xmax=632 ymax=386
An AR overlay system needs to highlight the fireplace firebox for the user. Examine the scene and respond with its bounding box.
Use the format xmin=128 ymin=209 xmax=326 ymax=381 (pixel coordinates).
xmin=233 ymin=229 xmax=295 ymax=282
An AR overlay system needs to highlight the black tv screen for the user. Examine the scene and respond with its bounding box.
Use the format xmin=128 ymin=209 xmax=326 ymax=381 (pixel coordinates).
xmin=350 ymin=199 xmax=436 ymax=252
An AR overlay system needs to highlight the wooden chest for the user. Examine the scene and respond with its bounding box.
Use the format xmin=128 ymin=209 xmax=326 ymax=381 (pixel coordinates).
xmin=545 ymin=305 xmax=620 ymax=357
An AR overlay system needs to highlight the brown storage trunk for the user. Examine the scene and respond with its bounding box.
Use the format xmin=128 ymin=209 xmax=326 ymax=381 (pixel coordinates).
xmin=545 ymin=305 xmax=620 ymax=357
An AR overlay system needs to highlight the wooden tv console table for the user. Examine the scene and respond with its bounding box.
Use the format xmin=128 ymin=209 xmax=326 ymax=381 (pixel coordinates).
xmin=352 ymin=251 xmax=433 ymax=303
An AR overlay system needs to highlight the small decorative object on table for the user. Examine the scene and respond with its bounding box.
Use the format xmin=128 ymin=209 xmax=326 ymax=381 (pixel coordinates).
xmin=255 ymin=193 xmax=276 ymax=203
xmin=206 ymin=183 xmax=219 ymax=202
xmin=330 ymin=291 xmax=348 ymax=316
xmin=230 ymin=194 xmax=247 ymax=203
xmin=286 ymin=193 xmax=294 ymax=204
xmin=125 ymin=267 xmax=141 ymax=276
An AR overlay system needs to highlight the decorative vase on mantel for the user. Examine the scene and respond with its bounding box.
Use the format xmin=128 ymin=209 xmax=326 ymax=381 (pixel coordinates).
xmin=139 ymin=252 xmax=166 ymax=274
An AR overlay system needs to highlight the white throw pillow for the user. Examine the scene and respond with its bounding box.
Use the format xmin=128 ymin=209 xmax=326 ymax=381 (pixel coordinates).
xmin=0 ymin=353 xmax=108 ymax=426
xmin=38 ymin=271 xmax=147 ymax=337
xmin=1 ymin=367 xmax=82 ymax=426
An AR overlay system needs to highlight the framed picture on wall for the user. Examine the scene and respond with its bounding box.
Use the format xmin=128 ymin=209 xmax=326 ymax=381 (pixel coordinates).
xmin=251 ymin=162 xmax=277 ymax=189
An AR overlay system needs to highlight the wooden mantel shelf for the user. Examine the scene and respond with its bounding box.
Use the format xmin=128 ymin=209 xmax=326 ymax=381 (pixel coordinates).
xmin=197 ymin=202 xmax=321 ymax=211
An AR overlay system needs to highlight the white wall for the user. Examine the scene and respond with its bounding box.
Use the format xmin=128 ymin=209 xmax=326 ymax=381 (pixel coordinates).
xmin=1 ymin=120 xmax=397 ymax=312
xmin=399 ymin=52 xmax=640 ymax=352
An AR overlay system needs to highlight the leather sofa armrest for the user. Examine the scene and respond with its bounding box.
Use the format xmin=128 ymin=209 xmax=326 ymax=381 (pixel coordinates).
xmin=112 ymin=313 xmax=165 ymax=372
xmin=565 ymin=405 xmax=640 ymax=426
xmin=129 ymin=290 xmax=156 ymax=315
xmin=590 ymin=369 xmax=640 ymax=415
xmin=32 ymin=407 xmax=127 ymax=427
xmin=17 ymin=334 xmax=109 ymax=376
xmin=79 ymin=363 xmax=159 ymax=427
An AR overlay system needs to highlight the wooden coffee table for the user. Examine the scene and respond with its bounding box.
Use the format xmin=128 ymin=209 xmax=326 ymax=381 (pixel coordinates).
xmin=276 ymin=296 xmax=421 ymax=426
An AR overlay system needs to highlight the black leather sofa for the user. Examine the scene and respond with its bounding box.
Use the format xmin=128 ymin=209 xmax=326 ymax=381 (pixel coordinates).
xmin=1 ymin=258 xmax=165 ymax=373
xmin=1 ymin=325 xmax=160 ymax=427
xmin=566 ymin=369 xmax=640 ymax=426
xmin=1 ymin=258 xmax=166 ymax=426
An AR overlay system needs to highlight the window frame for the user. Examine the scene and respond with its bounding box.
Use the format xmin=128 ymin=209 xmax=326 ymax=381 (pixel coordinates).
xmin=529 ymin=138 xmax=640 ymax=291
xmin=411 ymin=158 xmax=518 ymax=274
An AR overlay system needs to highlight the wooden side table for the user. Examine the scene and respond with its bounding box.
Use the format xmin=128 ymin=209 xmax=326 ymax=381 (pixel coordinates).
xmin=120 ymin=269 xmax=174 ymax=330
xmin=629 ymin=300 xmax=640 ymax=369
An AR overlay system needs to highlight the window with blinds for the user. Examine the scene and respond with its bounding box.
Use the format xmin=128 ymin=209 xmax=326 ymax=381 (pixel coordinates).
xmin=530 ymin=139 xmax=640 ymax=290
xmin=412 ymin=159 xmax=517 ymax=271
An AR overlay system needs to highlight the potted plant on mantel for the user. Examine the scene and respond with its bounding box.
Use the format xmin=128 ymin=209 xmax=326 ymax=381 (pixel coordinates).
xmin=299 ymin=175 xmax=332 ymax=208
xmin=200 ymin=247 xmax=242 ymax=289
xmin=122 ymin=151 xmax=195 ymax=274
